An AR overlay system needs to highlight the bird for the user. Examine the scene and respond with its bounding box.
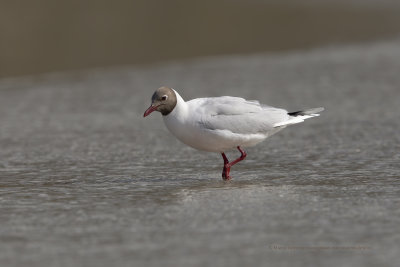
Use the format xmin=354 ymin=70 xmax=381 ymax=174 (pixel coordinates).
xmin=143 ymin=86 xmax=324 ymax=180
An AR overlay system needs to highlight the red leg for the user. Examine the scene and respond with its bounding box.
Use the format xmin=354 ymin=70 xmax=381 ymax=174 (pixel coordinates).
xmin=220 ymin=146 xmax=247 ymax=180
xmin=228 ymin=146 xmax=247 ymax=167
xmin=221 ymin=152 xmax=231 ymax=180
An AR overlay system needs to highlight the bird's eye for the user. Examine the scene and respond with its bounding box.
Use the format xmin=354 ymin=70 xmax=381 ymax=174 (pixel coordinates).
xmin=161 ymin=95 xmax=168 ymax=101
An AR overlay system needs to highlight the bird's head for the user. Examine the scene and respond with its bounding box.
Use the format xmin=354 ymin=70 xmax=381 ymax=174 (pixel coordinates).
xmin=143 ymin=86 xmax=177 ymax=117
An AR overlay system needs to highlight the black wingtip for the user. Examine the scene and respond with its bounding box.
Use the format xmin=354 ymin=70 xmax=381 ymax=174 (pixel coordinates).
xmin=288 ymin=110 xmax=304 ymax=116
xmin=288 ymin=107 xmax=324 ymax=116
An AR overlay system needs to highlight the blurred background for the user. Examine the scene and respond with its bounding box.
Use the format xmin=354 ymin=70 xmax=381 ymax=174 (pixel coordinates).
xmin=2 ymin=0 xmax=400 ymax=78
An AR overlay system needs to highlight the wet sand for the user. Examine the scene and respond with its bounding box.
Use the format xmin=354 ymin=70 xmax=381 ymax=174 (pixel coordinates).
xmin=1 ymin=38 xmax=399 ymax=266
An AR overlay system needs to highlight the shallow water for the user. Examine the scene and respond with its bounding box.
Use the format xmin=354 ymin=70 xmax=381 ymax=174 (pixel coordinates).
xmin=1 ymin=39 xmax=400 ymax=266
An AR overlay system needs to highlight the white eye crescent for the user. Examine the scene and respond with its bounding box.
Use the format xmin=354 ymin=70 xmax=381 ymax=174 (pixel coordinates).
xmin=161 ymin=95 xmax=168 ymax=101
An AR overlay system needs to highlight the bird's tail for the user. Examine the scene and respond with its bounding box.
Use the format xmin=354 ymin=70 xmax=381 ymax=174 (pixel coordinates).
xmin=273 ymin=107 xmax=324 ymax=128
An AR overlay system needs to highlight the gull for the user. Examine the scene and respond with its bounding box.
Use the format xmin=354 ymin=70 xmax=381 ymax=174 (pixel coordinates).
xmin=144 ymin=86 xmax=323 ymax=180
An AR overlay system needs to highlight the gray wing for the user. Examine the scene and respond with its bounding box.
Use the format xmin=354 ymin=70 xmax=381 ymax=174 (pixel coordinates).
xmin=189 ymin=96 xmax=289 ymax=134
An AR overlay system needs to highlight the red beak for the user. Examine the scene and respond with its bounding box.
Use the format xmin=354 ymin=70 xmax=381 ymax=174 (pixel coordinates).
xmin=143 ymin=105 xmax=158 ymax=117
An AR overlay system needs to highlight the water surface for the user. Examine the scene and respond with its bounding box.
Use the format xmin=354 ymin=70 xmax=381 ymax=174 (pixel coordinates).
xmin=1 ymin=39 xmax=400 ymax=266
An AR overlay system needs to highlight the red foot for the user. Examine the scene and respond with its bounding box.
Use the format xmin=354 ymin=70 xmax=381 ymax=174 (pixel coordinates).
xmin=221 ymin=146 xmax=247 ymax=180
